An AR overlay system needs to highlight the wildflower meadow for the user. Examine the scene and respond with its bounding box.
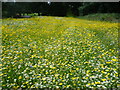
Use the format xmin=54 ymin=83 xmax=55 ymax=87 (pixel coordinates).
xmin=2 ymin=16 xmax=119 ymax=89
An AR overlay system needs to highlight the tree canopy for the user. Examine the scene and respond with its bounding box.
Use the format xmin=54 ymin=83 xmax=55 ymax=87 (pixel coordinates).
xmin=2 ymin=2 xmax=119 ymax=18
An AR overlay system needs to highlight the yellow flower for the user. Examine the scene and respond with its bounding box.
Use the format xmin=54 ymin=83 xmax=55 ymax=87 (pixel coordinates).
xmin=87 ymin=83 xmax=91 ymax=86
xmin=117 ymin=83 xmax=120 ymax=87
xmin=106 ymin=61 xmax=112 ymax=64
xmin=59 ymin=83 xmax=63 ymax=85
xmin=86 ymin=70 xmax=90 ymax=73
xmin=95 ymin=82 xmax=101 ymax=84
xmin=72 ymin=77 xmax=76 ymax=80
xmin=85 ymin=77 xmax=88 ymax=79
xmin=42 ymin=78 xmax=46 ymax=80
xmin=18 ymin=76 xmax=22 ymax=79
xmin=50 ymin=65 xmax=56 ymax=69
xmin=76 ymin=68 xmax=79 ymax=70
xmin=84 ymin=62 xmax=89 ymax=64
xmin=73 ymin=84 xmax=76 ymax=86
xmin=40 ymin=56 xmax=43 ymax=58
xmin=37 ymin=76 xmax=41 ymax=78
xmin=101 ymin=71 xmax=105 ymax=73
xmin=0 ymin=64 xmax=2 ymax=66
xmin=67 ymin=85 xmax=71 ymax=88
xmin=101 ymin=79 xmax=106 ymax=81
xmin=13 ymin=86 xmax=19 ymax=89
xmin=55 ymin=74 xmax=59 ymax=77
xmin=72 ymin=77 xmax=79 ymax=80
xmin=53 ymin=80 xmax=55 ymax=82
xmin=46 ymin=72 xmax=48 ymax=74
xmin=33 ymin=65 xmax=37 ymax=68
xmin=31 ymin=54 xmax=37 ymax=58
xmin=112 ymin=59 xmax=118 ymax=62
xmin=0 ymin=74 xmax=3 ymax=76
xmin=31 ymin=85 xmax=34 ymax=88
xmin=25 ymin=81 xmax=29 ymax=84
xmin=19 ymin=59 xmax=23 ymax=62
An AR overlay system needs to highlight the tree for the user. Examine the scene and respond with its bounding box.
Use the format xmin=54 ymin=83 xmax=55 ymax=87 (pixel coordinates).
xmin=78 ymin=2 xmax=119 ymax=16
xmin=2 ymin=2 xmax=16 ymax=17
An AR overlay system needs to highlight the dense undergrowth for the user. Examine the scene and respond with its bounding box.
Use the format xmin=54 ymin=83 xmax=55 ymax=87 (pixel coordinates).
xmin=78 ymin=13 xmax=119 ymax=23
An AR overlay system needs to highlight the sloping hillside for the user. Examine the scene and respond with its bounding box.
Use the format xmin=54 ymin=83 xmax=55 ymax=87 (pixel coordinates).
xmin=2 ymin=16 xmax=119 ymax=89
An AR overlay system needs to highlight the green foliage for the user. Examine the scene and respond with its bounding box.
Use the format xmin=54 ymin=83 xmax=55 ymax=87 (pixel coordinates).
xmin=2 ymin=2 xmax=119 ymax=18
xmin=78 ymin=13 xmax=120 ymax=22
xmin=78 ymin=2 xmax=119 ymax=16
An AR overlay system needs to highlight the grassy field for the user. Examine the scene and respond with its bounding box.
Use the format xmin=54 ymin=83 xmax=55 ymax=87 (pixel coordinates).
xmin=2 ymin=16 xmax=119 ymax=89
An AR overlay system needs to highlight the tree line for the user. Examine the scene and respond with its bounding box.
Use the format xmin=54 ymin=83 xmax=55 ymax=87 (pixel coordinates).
xmin=2 ymin=2 xmax=119 ymax=18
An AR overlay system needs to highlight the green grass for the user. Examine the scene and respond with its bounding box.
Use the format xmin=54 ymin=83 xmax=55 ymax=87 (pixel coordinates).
xmin=2 ymin=16 xmax=119 ymax=89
